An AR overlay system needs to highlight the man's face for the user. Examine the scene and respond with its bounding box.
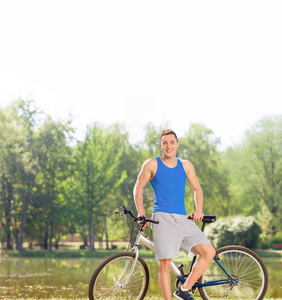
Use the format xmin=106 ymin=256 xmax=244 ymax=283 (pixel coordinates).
xmin=160 ymin=134 xmax=179 ymax=157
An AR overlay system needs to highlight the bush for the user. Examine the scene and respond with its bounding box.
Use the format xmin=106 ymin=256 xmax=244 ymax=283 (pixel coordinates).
xmin=270 ymin=233 xmax=282 ymax=245
xmin=205 ymin=216 xmax=261 ymax=250
xmin=257 ymin=238 xmax=271 ymax=249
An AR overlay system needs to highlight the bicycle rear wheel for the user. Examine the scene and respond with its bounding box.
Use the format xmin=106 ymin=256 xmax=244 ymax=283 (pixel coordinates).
xmin=198 ymin=245 xmax=268 ymax=300
xmin=89 ymin=251 xmax=149 ymax=300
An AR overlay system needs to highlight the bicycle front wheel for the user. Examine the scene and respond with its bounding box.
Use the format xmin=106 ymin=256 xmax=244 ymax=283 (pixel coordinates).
xmin=89 ymin=251 xmax=149 ymax=300
xmin=198 ymin=245 xmax=268 ymax=300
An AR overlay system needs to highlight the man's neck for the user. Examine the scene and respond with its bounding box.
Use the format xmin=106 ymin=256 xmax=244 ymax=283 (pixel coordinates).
xmin=161 ymin=155 xmax=177 ymax=167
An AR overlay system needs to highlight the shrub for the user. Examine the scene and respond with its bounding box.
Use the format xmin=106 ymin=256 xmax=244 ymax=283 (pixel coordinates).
xmin=205 ymin=216 xmax=261 ymax=250
xmin=270 ymin=233 xmax=282 ymax=245
xmin=257 ymin=238 xmax=271 ymax=249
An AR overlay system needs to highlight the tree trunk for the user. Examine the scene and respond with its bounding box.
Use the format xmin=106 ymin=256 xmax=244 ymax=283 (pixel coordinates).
xmin=13 ymin=227 xmax=20 ymax=250
xmin=55 ymin=237 xmax=60 ymax=249
xmin=29 ymin=240 xmax=33 ymax=250
xmin=49 ymin=182 xmax=56 ymax=251
xmin=49 ymin=219 xmax=53 ymax=251
xmin=19 ymin=178 xmax=34 ymax=251
xmin=104 ymin=216 xmax=109 ymax=250
xmin=88 ymin=212 xmax=94 ymax=250
xmin=83 ymin=236 xmax=88 ymax=247
xmin=44 ymin=231 xmax=48 ymax=249
xmin=5 ymin=179 xmax=13 ymax=250
xmin=6 ymin=230 xmax=13 ymax=250
xmin=88 ymin=198 xmax=94 ymax=250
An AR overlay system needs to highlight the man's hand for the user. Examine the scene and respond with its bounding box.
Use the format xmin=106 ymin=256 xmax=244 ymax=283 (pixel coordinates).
xmin=190 ymin=211 xmax=204 ymax=222
xmin=137 ymin=214 xmax=150 ymax=228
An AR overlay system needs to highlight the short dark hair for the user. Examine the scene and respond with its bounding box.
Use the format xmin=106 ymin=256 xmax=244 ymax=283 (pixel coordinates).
xmin=160 ymin=129 xmax=178 ymax=142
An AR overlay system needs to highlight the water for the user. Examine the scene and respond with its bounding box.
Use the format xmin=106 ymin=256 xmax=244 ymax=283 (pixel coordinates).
xmin=0 ymin=257 xmax=281 ymax=298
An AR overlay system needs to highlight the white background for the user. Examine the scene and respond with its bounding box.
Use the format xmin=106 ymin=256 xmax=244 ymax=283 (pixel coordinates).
xmin=0 ymin=0 xmax=281 ymax=149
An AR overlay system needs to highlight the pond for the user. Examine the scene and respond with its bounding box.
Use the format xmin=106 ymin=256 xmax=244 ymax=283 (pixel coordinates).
xmin=0 ymin=256 xmax=281 ymax=298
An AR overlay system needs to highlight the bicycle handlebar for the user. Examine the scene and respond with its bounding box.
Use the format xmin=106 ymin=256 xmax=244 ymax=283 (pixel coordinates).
xmin=116 ymin=205 xmax=159 ymax=225
xmin=117 ymin=206 xmax=216 ymax=225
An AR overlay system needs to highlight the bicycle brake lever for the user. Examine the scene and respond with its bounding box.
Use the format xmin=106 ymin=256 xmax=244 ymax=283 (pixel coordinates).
xmin=115 ymin=211 xmax=126 ymax=216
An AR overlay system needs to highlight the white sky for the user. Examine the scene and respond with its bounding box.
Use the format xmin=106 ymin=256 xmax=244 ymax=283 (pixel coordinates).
xmin=0 ymin=0 xmax=281 ymax=149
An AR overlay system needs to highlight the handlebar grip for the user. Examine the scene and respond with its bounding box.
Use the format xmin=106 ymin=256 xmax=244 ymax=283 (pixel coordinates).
xmin=145 ymin=217 xmax=159 ymax=224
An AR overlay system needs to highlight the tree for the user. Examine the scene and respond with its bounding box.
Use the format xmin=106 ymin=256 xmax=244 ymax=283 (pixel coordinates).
xmin=74 ymin=123 xmax=127 ymax=250
xmin=0 ymin=100 xmax=41 ymax=250
xmin=225 ymin=116 xmax=282 ymax=234
xmin=33 ymin=116 xmax=74 ymax=250
xmin=178 ymin=123 xmax=230 ymax=217
xmin=0 ymin=107 xmax=18 ymax=249
xmin=0 ymin=99 xmax=74 ymax=250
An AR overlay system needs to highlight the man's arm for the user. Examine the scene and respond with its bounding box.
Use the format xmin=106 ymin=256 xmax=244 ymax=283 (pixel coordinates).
xmin=133 ymin=159 xmax=156 ymax=216
xmin=183 ymin=160 xmax=204 ymax=222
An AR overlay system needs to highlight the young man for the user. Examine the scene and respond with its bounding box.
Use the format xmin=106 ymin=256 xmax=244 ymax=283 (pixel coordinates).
xmin=133 ymin=129 xmax=215 ymax=300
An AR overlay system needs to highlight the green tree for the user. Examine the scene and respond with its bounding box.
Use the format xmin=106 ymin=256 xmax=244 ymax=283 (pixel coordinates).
xmin=178 ymin=123 xmax=230 ymax=217
xmin=0 ymin=100 xmax=41 ymax=250
xmin=0 ymin=107 xmax=18 ymax=249
xmin=33 ymin=116 xmax=74 ymax=250
xmin=226 ymin=116 xmax=282 ymax=234
xmin=74 ymin=123 xmax=127 ymax=250
xmin=0 ymin=100 xmax=74 ymax=250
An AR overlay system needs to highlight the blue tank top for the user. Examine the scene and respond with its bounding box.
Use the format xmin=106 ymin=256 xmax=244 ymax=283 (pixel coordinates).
xmin=150 ymin=157 xmax=187 ymax=215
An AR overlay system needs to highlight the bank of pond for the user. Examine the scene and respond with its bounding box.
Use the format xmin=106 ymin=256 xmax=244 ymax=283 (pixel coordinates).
xmin=0 ymin=253 xmax=281 ymax=299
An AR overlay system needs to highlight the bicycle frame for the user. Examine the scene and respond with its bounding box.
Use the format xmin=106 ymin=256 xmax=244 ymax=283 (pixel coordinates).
xmin=90 ymin=208 xmax=267 ymax=300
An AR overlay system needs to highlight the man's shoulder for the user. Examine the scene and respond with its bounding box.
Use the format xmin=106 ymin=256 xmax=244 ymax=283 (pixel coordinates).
xmin=142 ymin=158 xmax=158 ymax=171
xmin=143 ymin=158 xmax=158 ymax=167
xmin=180 ymin=159 xmax=192 ymax=165
xmin=180 ymin=160 xmax=194 ymax=172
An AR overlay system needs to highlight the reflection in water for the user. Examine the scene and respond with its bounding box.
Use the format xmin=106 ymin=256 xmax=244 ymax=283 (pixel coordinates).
xmin=0 ymin=257 xmax=281 ymax=298
xmin=0 ymin=258 xmax=93 ymax=298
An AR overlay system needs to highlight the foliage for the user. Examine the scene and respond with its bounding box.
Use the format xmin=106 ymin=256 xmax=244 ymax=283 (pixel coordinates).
xmin=72 ymin=123 xmax=127 ymax=250
xmin=205 ymin=215 xmax=262 ymax=249
xmin=225 ymin=116 xmax=282 ymax=234
xmin=270 ymin=233 xmax=282 ymax=245
xmin=178 ymin=124 xmax=230 ymax=216
xmin=0 ymin=99 xmax=281 ymax=251
xmin=0 ymin=99 xmax=74 ymax=250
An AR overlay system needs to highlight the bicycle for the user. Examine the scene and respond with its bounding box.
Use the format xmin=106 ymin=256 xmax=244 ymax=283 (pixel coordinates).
xmin=89 ymin=205 xmax=268 ymax=300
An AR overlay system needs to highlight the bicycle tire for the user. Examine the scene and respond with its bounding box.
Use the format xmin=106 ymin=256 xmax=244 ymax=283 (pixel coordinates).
xmin=198 ymin=245 xmax=268 ymax=300
xmin=89 ymin=251 xmax=149 ymax=300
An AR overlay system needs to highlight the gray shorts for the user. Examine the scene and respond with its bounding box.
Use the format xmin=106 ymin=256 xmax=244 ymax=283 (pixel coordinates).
xmin=151 ymin=211 xmax=211 ymax=260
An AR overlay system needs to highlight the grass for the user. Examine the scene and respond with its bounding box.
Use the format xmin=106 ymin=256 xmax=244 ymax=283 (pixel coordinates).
xmin=0 ymin=248 xmax=157 ymax=259
xmin=1 ymin=296 xmax=282 ymax=300
xmin=2 ymin=248 xmax=282 ymax=259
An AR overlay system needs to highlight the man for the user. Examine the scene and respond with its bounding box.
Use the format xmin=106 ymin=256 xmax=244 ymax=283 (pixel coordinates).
xmin=133 ymin=129 xmax=215 ymax=300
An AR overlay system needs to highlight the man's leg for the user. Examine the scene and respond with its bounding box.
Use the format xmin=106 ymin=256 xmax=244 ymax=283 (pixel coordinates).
xmin=182 ymin=243 xmax=215 ymax=290
xmin=159 ymin=258 xmax=172 ymax=300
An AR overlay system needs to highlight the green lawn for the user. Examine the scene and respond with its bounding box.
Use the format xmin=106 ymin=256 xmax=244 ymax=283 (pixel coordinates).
xmin=4 ymin=296 xmax=282 ymax=300
xmin=2 ymin=248 xmax=282 ymax=259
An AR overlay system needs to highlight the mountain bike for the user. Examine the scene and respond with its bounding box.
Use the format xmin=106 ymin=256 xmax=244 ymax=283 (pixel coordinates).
xmin=89 ymin=206 xmax=268 ymax=300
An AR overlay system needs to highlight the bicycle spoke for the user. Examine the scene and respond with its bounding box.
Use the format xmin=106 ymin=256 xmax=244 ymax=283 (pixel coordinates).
xmin=198 ymin=246 xmax=268 ymax=300
xmin=89 ymin=252 xmax=149 ymax=300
